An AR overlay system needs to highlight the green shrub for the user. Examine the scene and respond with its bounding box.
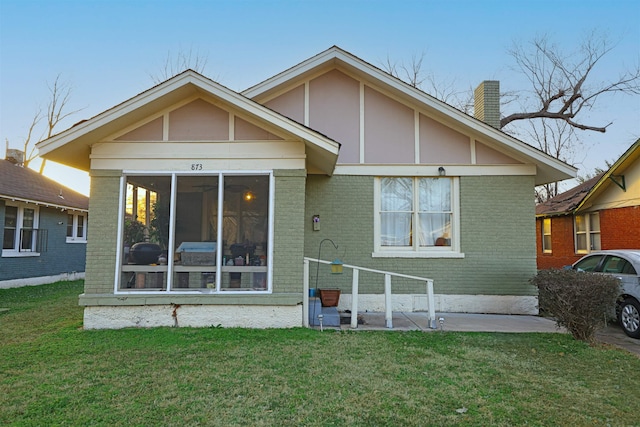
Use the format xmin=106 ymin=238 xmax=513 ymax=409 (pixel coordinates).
xmin=531 ymin=269 xmax=620 ymax=343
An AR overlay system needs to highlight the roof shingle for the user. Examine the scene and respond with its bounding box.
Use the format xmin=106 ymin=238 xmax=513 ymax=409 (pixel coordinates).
xmin=0 ymin=160 xmax=88 ymax=211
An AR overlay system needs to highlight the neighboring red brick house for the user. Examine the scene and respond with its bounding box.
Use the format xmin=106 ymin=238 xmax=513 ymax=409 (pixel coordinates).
xmin=536 ymin=138 xmax=640 ymax=269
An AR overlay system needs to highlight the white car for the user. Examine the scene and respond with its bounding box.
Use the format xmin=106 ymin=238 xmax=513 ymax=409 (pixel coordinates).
xmin=572 ymin=250 xmax=640 ymax=339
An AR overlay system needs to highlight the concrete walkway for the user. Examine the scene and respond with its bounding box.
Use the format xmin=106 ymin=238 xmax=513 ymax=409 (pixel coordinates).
xmin=332 ymin=311 xmax=640 ymax=357
xmin=342 ymin=312 xmax=563 ymax=333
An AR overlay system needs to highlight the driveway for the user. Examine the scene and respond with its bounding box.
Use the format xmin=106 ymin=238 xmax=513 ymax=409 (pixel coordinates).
xmin=596 ymin=324 xmax=640 ymax=357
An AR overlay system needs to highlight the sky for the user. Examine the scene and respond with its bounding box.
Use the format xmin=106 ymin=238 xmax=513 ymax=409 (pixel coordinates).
xmin=1 ymin=0 xmax=639 ymax=196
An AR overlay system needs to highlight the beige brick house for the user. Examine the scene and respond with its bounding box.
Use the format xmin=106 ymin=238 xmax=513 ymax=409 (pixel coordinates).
xmin=37 ymin=47 xmax=575 ymax=329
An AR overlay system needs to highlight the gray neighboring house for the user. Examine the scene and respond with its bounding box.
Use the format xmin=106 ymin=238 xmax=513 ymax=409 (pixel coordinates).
xmin=0 ymin=154 xmax=89 ymax=288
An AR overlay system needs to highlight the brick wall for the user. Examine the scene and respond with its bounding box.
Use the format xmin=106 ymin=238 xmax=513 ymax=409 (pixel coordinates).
xmin=305 ymin=174 xmax=538 ymax=297
xmin=600 ymin=206 xmax=640 ymax=249
xmin=272 ymin=169 xmax=306 ymax=293
xmin=536 ymin=215 xmax=580 ymax=269
xmin=536 ymin=205 xmax=640 ymax=270
xmin=84 ymin=170 xmax=122 ymax=294
xmin=474 ymin=81 xmax=500 ymax=129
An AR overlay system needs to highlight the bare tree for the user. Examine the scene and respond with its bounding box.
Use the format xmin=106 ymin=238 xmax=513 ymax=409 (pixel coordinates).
xmin=148 ymin=47 xmax=209 ymax=84
xmin=381 ymin=53 xmax=474 ymax=113
xmin=527 ymin=119 xmax=582 ymax=202
xmin=10 ymin=74 xmax=82 ymax=172
xmin=502 ymin=31 xmax=640 ymax=131
xmin=383 ymin=31 xmax=639 ymax=202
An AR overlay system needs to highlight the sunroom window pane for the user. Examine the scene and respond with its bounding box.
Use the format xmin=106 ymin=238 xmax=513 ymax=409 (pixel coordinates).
xmin=173 ymin=175 xmax=218 ymax=290
xmin=121 ymin=176 xmax=170 ymax=290
xmin=221 ymin=175 xmax=269 ymax=290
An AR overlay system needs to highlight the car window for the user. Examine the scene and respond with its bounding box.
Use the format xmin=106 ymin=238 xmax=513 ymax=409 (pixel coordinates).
xmin=601 ymin=256 xmax=638 ymax=275
xmin=601 ymin=256 xmax=626 ymax=274
xmin=574 ymin=255 xmax=604 ymax=272
xmin=622 ymin=260 xmax=637 ymax=275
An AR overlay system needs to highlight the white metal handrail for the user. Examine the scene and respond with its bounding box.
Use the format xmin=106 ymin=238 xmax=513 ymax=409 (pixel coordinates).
xmin=303 ymin=257 xmax=436 ymax=329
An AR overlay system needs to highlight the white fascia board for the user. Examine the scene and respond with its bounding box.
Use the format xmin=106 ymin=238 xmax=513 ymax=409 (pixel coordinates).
xmin=0 ymin=194 xmax=88 ymax=212
xmin=37 ymin=72 xmax=200 ymax=156
xmin=334 ymin=164 xmax=537 ymax=177
xmin=242 ymin=47 xmax=342 ymax=98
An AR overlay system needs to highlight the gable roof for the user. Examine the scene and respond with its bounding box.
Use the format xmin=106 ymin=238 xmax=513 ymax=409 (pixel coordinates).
xmin=536 ymin=138 xmax=640 ymax=217
xmin=535 ymin=174 xmax=603 ymax=216
xmin=36 ymin=70 xmax=341 ymax=175
xmin=243 ymin=46 xmax=577 ymax=186
xmin=574 ymin=138 xmax=640 ymax=212
xmin=0 ymin=160 xmax=89 ymax=211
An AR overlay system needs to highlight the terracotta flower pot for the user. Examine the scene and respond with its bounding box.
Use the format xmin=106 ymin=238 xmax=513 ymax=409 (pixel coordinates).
xmin=319 ymin=289 xmax=341 ymax=307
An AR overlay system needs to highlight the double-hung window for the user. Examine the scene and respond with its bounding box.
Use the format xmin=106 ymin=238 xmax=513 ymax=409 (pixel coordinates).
xmin=575 ymin=213 xmax=600 ymax=253
xmin=2 ymin=203 xmax=40 ymax=256
xmin=66 ymin=213 xmax=87 ymax=242
xmin=375 ymin=177 xmax=460 ymax=257
xmin=541 ymin=218 xmax=552 ymax=253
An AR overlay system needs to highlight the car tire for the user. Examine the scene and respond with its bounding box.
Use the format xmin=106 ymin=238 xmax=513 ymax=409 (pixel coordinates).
xmin=618 ymin=298 xmax=640 ymax=339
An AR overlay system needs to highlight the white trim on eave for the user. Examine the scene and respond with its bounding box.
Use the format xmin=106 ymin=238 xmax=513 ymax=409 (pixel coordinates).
xmin=37 ymin=71 xmax=340 ymax=174
xmin=0 ymin=194 xmax=88 ymax=212
xmin=242 ymin=46 xmax=577 ymax=185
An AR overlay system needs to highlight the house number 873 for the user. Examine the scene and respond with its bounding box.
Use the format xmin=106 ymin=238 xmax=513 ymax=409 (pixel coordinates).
xmin=191 ymin=163 xmax=203 ymax=170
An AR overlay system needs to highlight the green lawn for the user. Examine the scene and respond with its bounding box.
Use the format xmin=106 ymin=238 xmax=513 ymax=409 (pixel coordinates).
xmin=1 ymin=281 xmax=638 ymax=426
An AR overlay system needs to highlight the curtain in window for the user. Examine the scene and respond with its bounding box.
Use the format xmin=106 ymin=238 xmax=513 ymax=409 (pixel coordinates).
xmin=380 ymin=177 xmax=412 ymax=246
xmin=418 ymin=178 xmax=451 ymax=247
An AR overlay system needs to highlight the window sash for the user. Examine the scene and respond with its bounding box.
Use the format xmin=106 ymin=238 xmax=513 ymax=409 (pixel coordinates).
xmin=3 ymin=204 xmax=39 ymax=251
xmin=542 ymin=218 xmax=552 ymax=253
xmin=66 ymin=213 xmax=87 ymax=241
xmin=575 ymin=213 xmax=600 ymax=253
xmin=377 ymin=177 xmax=454 ymax=252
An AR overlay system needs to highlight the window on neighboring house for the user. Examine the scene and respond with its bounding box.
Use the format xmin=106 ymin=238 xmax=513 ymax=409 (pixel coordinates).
xmin=575 ymin=213 xmax=600 ymax=253
xmin=542 ymin=218 xmax=552 ymax=253
xmin=2 ymin=203 xmax=42 ymax=256
xmin=66 ymin=213 xmax=87 ymax=242
xmin=374 ymin=177 xmax=459 ymax=257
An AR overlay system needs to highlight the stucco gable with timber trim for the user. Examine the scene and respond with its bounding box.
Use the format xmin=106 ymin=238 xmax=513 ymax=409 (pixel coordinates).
xmin=243 ymin=46 xmax=576 ymax=185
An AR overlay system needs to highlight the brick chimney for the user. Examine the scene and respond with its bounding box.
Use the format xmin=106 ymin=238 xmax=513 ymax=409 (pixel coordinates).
xmin=474 ymin=80 xmax=500 ymax=129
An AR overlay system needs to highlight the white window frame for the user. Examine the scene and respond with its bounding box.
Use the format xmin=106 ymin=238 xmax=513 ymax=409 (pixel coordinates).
xmin=373 ymin=176 xmax=463 ymax=258
xmin=114 ymin=171 xmax=275 ymax=294
xmin=574 ymin=212 xmax=600 ymax=254
xmin=541 ymin=218 xmax=552 ymax=253
xmin=66 ymin=212 xmax=88 ymax=243
xmin=2 ymin=202 xmax=40 ymax=257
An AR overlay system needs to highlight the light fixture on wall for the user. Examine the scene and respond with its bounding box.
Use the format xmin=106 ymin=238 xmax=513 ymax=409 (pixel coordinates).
xmin=438 ymin=166 xmax=446 ymax=176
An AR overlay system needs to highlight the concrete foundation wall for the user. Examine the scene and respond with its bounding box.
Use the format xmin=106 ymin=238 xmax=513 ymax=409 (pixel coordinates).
xmin=83 ymin=304 xmax=302 ymax=329
xmin=335 ymin=293 xmax=537 ymax=315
